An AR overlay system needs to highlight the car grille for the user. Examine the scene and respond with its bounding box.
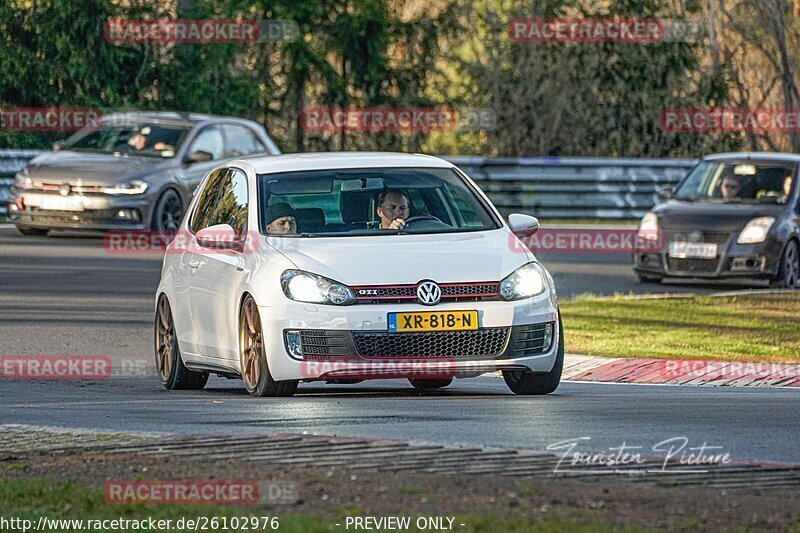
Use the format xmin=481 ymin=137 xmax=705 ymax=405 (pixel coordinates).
xmin=352 ymin=328 xmax=510 ymax=358
xmin=27 ymin=209 xmax=110 ymax=225
xmin=351 ymin=282 xmax=501 ymax=304
xmin=663 ymin=230 xmax=733 ymax=246
xmin=29 ymin=183 xmax=104 ymax=194
xmin=295 ymin=330 xmax=352 ymax=356
xmin=666 ymin=257 xmax=721 ymax=273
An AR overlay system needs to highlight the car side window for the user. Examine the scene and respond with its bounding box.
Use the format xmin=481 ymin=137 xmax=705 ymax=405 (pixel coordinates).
xmin=189 ymin=127 xmax=225 ymax=160
xmin=208 ymin=169 xmax=249 ymax=234
xmin=222 ymin=125 xmax=266 ymax=157
xmin=190 ymin=169 xmax=228 ymax=232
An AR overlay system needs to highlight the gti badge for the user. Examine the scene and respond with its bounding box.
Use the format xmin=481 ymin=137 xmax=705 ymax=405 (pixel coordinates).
xmin=416 ymin=280 xmax=442 ymax=306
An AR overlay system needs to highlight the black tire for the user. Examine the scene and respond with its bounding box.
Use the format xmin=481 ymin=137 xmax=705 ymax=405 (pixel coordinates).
xmin=408 ymin=377 xmax=453 ymax=390
xmin=155 ymin=295 xmax=209 ymax=390
xmin=240 ymin=295 xmax=298 ymax=397
xmin=17 ymin=227 xmax=49 ymax=237
xmin=503 ymin=316 xmax=564 ymax=395
xmin=635 ymin=272 xmax=663 ymax=283
xmin=771 ymin=240 xmax=800 ymax=289
xmin=151 ymin=189 xmax=183 ymax=232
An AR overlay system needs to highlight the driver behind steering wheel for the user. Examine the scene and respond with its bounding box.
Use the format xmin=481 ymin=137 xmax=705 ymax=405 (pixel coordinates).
xmin=376 ymin=189 xmax=410 ymax=230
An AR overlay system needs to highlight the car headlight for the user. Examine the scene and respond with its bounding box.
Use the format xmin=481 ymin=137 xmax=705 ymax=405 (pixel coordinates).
xmin=102 ymin=180 xmax=149 ymax=195
xmin=280 ymin=270 xmax=355 ymax=305
xmin=737 ymin=217 xmax=775 ymax=244
xmin=499 ymin=262 xmax=548 ymax=301
xmin=637 ymin=212 xmax=659 ymax=241
xmin=14 ymin=171 xmax=32 ymax=189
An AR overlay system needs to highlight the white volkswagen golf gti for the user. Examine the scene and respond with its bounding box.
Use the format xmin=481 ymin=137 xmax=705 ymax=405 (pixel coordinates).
xmin=155 ymin=152 xmax=563 ymax=397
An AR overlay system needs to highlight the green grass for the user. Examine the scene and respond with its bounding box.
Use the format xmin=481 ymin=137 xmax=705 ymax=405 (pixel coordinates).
xmin=560 ymin=292 xmax=800 ymax=363
xmin=0 ymin=478 xmax=317 ymax=532
xmin=0 ymin=478 xmax=641 ymax=532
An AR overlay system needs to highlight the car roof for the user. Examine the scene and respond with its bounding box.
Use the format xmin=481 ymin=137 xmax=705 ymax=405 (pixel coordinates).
xmin=239 ymin=152 xmax=455 ymax=174
xmin=703 ymin=152 xmax=800 ymax=163
xmin=101 ymin=111 xmax=261 ymax=128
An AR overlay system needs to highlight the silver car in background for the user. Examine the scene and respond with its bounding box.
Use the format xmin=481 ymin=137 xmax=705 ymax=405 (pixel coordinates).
xmin=7 ymin=112 xmax=280 ymax=235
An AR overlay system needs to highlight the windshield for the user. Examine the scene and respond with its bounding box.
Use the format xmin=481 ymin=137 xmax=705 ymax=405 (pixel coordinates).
xmin=63 ymin=121 xmax=191 ymax=158
xmin=257 ymin=167 xmax=500 ymax=237
xmin=674 ymin=161 xmax=796 ymax=204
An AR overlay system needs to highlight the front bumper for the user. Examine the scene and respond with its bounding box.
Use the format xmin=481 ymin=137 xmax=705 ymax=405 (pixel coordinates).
xmin=259 ymin=293 xmax=560 ymax=381
xmin=7 ymin=190 xmax=152 ymax=231
xmin=633 ymin=231 xmax=783 ymax=280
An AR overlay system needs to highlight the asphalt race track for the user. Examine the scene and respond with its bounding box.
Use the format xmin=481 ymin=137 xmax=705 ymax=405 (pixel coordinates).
xmin=1 ymin=225 xmax=798 ymax=465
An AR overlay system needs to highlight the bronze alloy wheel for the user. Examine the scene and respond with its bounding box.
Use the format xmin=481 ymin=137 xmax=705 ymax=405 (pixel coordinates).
xmin=154 ymin=294 xmax=208 ymax=390
xmin=155 ymin=296 xmax=175 ymax=383
xmin=238 ymin=295 xmax=298 ymax=397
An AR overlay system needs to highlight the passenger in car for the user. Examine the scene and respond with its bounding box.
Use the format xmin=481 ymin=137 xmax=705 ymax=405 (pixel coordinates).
xmin=265 ymin=203 xmax=297 ymax=235
xmin=720 ymin=176 xmax=742 ymax=200
xmin=376 ymin=189 xmax=410 ymax=230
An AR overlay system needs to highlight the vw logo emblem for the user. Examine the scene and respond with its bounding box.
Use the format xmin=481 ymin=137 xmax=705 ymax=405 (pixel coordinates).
xmin=59 ymin=183 xmax=71 ymax=196
xmin=416 ymin=281 xmax=441 ymax=306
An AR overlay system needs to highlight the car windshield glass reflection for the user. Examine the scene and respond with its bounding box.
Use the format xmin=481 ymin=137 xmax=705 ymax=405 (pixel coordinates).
xmin=64 ymin=122 xmax=190 ymax=158
xmin=257 ymin=167 xmax=499 ymax=237
xmin=674 ymin=161 xmax=796 ymax=204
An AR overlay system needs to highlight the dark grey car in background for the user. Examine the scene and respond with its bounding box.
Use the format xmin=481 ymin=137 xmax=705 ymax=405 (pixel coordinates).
xmin=7 ymin=112 xmax=279 ymax=234
xmin=633 ymin=152 xmax=800 ymax=288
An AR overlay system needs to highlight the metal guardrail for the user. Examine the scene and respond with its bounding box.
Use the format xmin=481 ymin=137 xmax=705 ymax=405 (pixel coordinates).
xmin=0 ymin=150 xmax=696 ymax=220
xmin=0 ymin=150 xmax=45 ymax=217
xmin=446 ymin=156 xmax=697 ymax=219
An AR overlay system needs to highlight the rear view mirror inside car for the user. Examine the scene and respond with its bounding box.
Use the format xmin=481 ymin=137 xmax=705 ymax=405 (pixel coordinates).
xmin=734 ymin=164 xmax=757 ymax=175
xmin=340 ymin=177 xmax=385 ymax=192
xmin=266 ymin=176 xmax=334 ymax=194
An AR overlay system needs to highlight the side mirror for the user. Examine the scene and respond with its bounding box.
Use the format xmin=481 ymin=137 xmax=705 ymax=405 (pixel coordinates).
xmin=52 ymin=141 xmax=65 ymax=151
xmin=657 ymin=186 xmax=673 ymax=200
xmin=195 ymin=224 xmax=240 ymax=250
xmin=185 ymin=150 xmax=213 ymax=165
xmin=508 ymin=213 xmax=540 ymax=235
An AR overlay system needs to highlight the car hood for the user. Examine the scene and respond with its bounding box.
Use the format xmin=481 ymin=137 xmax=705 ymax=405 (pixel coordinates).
xmin=267 ymin=229 xmax=532 ymax=285
xmin=24 ymin=150 xmax=174 ymax=185
xmin=654 ymin=200 xmax=786 ymax=232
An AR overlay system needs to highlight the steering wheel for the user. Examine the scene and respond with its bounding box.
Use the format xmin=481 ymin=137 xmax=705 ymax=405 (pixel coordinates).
xmin=403 ymin=215 xmax=442 ymax=226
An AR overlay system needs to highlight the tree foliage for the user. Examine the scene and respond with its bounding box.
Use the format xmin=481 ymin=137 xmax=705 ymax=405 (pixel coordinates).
xmin=0 ymin=0 xmax=794 ymax=157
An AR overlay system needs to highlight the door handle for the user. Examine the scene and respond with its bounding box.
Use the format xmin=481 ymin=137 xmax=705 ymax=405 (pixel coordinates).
xmin=188 ymin=260 xmax=201 ymax=269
